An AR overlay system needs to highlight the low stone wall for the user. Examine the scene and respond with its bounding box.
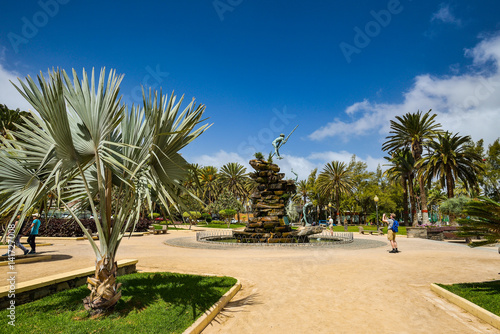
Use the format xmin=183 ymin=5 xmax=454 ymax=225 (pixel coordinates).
xmin=407 ymin=226 xmax=464 ymax=241
xmin=406 ymin=227 xmax=428 ymax=239
xmin=0 ymin=259 xmax=137 ymax=309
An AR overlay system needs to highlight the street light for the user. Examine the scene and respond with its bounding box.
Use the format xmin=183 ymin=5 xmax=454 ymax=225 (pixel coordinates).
xmin=374 ymin=195 xmax=379 ymax=230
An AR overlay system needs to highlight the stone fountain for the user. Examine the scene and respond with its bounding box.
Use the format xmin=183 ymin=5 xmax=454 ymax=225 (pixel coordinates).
xmin=233 ymin=159 xmax=321 ymax=243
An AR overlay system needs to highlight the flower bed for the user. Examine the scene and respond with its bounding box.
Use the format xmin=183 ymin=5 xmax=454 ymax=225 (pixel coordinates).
xmin=36 ymin=218 xmax=152 ymax=237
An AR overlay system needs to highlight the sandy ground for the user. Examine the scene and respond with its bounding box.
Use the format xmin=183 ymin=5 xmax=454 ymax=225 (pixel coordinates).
xmin=2 ymin=230 xmax=500 ymax=334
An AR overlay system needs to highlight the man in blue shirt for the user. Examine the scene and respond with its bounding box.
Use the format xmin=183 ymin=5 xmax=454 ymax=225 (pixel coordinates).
xmin=28 ymin=213 xmax=41 ymax=254
xmin=382 ymin=213 xmax=399 ymax=253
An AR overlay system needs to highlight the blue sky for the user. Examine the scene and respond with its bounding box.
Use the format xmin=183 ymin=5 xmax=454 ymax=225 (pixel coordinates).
xmin=1 ymin=1 xmax=500 ymax=180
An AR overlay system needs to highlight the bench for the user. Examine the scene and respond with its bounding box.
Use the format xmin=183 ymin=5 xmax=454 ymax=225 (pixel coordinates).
xmin=358 ymin=226 xmax=384 ymax=235
xmin=149 ymin=224 xmax=167 ymax=234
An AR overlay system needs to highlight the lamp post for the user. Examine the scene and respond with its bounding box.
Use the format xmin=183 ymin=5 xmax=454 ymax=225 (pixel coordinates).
xmin=328 ymin=202 xmax=332 ymax=220
xmin=374 ymin=195 xmax=379 ymax=230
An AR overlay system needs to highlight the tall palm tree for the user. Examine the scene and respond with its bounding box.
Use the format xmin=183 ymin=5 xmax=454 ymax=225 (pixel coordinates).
xmin=0 ymin=68 xmax=209 ymax=314
xmin=219 ymin=162 xmax=249 ymax=222
xmin=419 ymin=132 xmax=484 ymax=199
xmin=219 ymin=162 xmax=248 ymax=199
xmin=317 ymin=161 xmax=355 ymax=225
xmin=382 ymin=110 xmax=441 ymax=225
xmin=296 ymin=179 xmax=309 ymax=205
xmin=384 ymin=148 xmax=416 ymax=225
xmin=307 ymin=169 xmax=321 ymax=221
xmin=199 ymin=166 xmax=219 ymax=204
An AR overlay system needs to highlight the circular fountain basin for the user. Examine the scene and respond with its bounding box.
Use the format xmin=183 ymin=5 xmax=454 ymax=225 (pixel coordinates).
xmin=196 ymin=230 xmax=353 ymax=247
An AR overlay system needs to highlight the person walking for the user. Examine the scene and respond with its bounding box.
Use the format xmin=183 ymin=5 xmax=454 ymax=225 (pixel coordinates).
xmin=328 ymin=216 xmax=334 ymax=235
xmin=27 ymin=213 xmax=41 ymax=254
xmin=382 ymin=213 xmax=399 ymax=253
xmin=2 ymin=215 xmax=29 ymax=256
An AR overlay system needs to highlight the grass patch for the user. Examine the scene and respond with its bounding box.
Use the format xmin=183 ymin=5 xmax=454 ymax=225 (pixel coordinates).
xmin=199 ymin=223 xmax=246 ymax=229
xmin=1 ymin=272 xmax=237 ymax=334
xmin=329 ymin=225 xmax=407 ymax=235
xmin=437 ymin=280 xmax=500 ymax=316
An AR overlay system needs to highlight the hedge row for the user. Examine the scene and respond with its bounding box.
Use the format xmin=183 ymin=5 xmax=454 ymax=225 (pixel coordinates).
xmin=33 ymin=218 xmax=152 ymax=237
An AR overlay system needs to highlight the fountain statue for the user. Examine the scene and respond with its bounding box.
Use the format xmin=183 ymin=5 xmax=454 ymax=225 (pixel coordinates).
xmin=271 ymin=125 xmax=298 ymax=160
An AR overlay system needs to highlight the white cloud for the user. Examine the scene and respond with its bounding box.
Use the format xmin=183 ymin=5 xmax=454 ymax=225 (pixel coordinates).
xmin=272 ymin=154 xmax=318 ymax=181
xmin=190 ymin=149 xmax=386 ymax=182
xmin=309 ymin=32 xmax=500 ymax=146
xmin=307 ymin=151 xmax=386 ymax=172
xmin=345 ymin=99 xmax=371 ymax=115
xmin=431 ymin=4 xmax=462 ymax=26
xmin=189 ymin=150 xmax=249 ymax=169
xmin=0 ymin=56 xmax=33 ymax=112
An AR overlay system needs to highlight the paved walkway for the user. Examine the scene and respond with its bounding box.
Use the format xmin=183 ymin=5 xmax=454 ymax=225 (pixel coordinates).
xmin=2 ymin=230 xmax=500 ymax=333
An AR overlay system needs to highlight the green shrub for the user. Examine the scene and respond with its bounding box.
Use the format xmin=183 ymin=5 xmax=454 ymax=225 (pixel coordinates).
xmin=148 ymin=213 xmax=160 ymax=219
xmin=182 ymin=211 xmax=201 ymax=219
xmin=211 ymin=220 xmax=225 ymax=224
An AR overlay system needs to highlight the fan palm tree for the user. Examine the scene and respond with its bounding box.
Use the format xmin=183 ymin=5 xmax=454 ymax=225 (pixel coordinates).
xmin=419 ymin=132 xmax=484 ymax=199
xmin=382 ymin=110 xmax=441 ymax=225
xmin=0 ymin=68 xmax=209 ymax=314
xmin=384 ymin=148 xmax=416 ymax=225
xmin=179 ymin=163 xmax=204 ymax=213
xmin=317 ymin=161 xmax=355 ymax=225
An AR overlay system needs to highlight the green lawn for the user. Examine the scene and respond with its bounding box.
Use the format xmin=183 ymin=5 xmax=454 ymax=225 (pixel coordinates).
xmin=1 ymin=272 xmax=237 ymax=334
xmin=197 ymin=223 xmax=246 ymax=229
xmin=329 ymin=225 xmax=407 ymax=235
xmin=437 ymin=281 xmax=500 ymax=316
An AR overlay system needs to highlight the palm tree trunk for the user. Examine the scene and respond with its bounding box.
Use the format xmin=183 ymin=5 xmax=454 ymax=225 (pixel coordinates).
xmin=82 ymin=168 xmax=122 ymax=315
xmin=408 ymin=173 xmax=418 ymax=226
xmin=413 ymin=142 xmax=430 ymax=225
xmin=446 ymin=169 xmax=457 ymax=225
xmin=402 ymin=177 xmax=410 ymax=226
xmin=419 ymin=176 xmax=430 ymax=225
xmin=336 ymin=190 xmax=341 ymax=225
xmin=83 ymin=257 xmax=122 ymax=315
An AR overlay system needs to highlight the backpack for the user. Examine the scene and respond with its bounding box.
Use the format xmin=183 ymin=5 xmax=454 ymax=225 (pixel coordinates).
xmin=391 ymin=220 xmax=399 ymax=233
